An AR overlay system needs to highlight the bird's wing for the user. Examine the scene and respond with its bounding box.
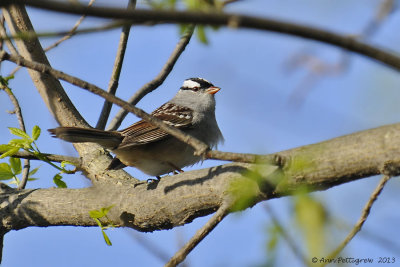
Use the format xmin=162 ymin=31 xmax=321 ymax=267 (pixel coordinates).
xmin=117 ymin=103 xmax=194 ymax=149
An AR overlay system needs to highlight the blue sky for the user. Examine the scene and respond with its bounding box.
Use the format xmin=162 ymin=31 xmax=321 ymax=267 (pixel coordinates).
xmin=1 ymin=0 xmax=400 ymax=266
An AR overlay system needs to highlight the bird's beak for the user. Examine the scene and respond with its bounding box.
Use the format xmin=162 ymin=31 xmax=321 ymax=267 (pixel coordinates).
xmin=206 ymin=86 xmax=220 ymax=95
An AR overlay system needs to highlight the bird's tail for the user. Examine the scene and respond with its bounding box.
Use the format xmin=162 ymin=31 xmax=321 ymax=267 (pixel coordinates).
xmin=48 ymin=127 xmax=123 ymax=149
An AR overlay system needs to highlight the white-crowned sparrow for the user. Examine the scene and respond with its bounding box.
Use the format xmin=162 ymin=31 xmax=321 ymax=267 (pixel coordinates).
xmin=49 ymin=78 xmax=224 ymax=177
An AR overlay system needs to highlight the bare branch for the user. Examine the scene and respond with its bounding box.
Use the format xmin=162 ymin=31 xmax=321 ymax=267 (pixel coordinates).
xmin=0 ymin=85 xmax=31 ymax=189
xmin=165 ymin=202 xmax=230 ymax=267
xmin=0 ymin=50 xmax=284 ymax=166
xmin=0 ymin=150 xmax=80 ymax=165
xmin=7 ymin=0 xmax=96 ymax=76
xmin=0 ymin=50 xmax=211 ymax=156
xmin=2 ymin=4 xmax=137 ymax=185
xmin=107 ymin=24 xmax=195 ymax=131
xmin=45 ymin=0 xmax=96 ymax=51
xmin=0 ymin=15 xmax=17 ymax=54
xmin=2 ymin=5 xmax=87 ymax=127
xmin=321 ymin=175 xmax=392 ymax=266
xmin=96 ymin=0 xmax=136 ymax=130
xmin=2 ymin=0 xmax=400 ymax=71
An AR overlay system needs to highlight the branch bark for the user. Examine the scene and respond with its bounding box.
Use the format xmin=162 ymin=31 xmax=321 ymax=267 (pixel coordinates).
xmin=1 ymin=122 xmax=400 ymax=232
xmin=2 ymin=4 xmax=137 ymax=184
xmin=3 ymin=0 xmax=400 ymax=71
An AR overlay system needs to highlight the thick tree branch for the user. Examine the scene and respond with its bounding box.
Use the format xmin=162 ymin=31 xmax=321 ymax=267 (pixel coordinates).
xmin=2 ymin=0 xmax=400 ymax=71
xmin=1 ymin=122 xmax=400 ymax=233
xmin=2 ymin=5 xmax=137 ymax=184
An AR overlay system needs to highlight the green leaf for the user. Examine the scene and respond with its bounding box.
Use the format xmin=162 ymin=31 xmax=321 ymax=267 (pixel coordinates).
xmin=9 ymin=138 xmax=32 ymax=149
xmin=196 ymin=26 xmax=208 ymax=44
xmin=53 ymin=174 xmax=67 ymax=188
xmin=294 ymin=194 xmax=327 ymax=257
xmin=0 ymin=144 xmax=14 ymax=153
xmin=8 ymin=127 xmax=31 ymax=139
xmin=89 ymin=210 xmax=104 ymax=219
xmin=0 ymin=163 xmax=14 ymax=180
xmin=31 ymin=125 xmax=41 ymax=141
xmin=100 ymin=205 xmax=115 ymax=216
xmin=102 ymin=230 xmax=112 ymax=246
xmin=0 ymin=147 xmax=20 ymax=159
xmin=9 ymin=157 xmax=21 ymax=175
xmin=28 ymin=167 xmax=40 ymax=177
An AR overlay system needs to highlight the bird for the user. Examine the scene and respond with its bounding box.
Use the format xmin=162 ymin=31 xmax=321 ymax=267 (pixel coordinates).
xmin=48 ymin=78 xmax=224 ymax=178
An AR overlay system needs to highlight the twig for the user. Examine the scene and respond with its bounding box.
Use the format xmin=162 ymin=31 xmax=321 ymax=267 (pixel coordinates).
xmin=8 ymin=0 xmax=96 ymax=77
xmin=321 ymin=175 xmax=392 ymax=266
xmin=0 ymin=83 xmax=31 ymax=189
xmin=0 ymin=15 xmax=18 ymax=55
xmin=165 ymin=203 xmax=230 ymax=267
xmin=96 ymin=0 xmax=136 ymax=130
xmin=264 ymin=204 xmax=311 ymax=267
xmin=0 ymin=20 xmax=126 ymax=43
xmin=0 ymin=150 xmax=80 ymax=165
xmin=45 ymin=0 xmax=96 ymax=51
xmin=107 ymin=24 xmax=195 ymax=131
xmin=3 ymin=0 xmax=400 ymax=71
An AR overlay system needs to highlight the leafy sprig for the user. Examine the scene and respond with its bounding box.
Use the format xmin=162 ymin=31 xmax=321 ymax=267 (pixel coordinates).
xmin=89 ymin=205 xmax=116 ymax=246
xmin=0 ymin=126 xmax=75 ymax=187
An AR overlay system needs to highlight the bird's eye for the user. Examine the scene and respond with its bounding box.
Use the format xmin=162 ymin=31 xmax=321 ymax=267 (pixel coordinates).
xmin=192 ymin=87 xmax=199 ymax=92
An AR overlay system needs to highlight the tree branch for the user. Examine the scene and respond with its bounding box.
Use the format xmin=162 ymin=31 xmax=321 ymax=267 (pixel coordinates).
xmin=0 ymin=50 xmax=285 ymax=166
xmin=2 ymin=5 xmax=137 ymax=184
xmin=165 ymin=202 xmax=230 ymax=267
xmin=322 ymin=175 xmax=392 ymax=266
xmin=1 ymin=122 xmax=400 ymax=233
xmin=107 ymin=24 xmax=195 ymax=131
xmin=2 ymin=0 xmax=400 ymax=71
xmin=0 ymin=84 xmax=31 ymax=189
xmin=96 ymin=0 xmax=135 ymax=130
xmin=0 ymin=150 xmax=80 ymax=165
xmin=0 ymin=50 xmax=210 ymax=157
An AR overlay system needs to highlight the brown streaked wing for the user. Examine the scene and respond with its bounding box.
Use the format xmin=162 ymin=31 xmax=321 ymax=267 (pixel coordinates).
xmin=117 ymin=104 xmax=194 ymax=149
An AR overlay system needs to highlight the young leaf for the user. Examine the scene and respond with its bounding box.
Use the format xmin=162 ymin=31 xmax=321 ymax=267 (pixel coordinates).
xmin=9 ymin=157 xmax=21 ymax=175
xmin=53 ymin=174 xmax=67 ymax=188
xmin=8 ymin=127 xmax=31 ymax=140
xmin=100 ymin=205 xmax=115 ymax=216
xmin=0 ymin=147 xmax=20 ymax=159
xmin=0 ymin=163 xmax=14 ymax=180
xmin=28 ymin=167 xmax=40 ymax=177
xmin=31 ymin=125 xmax=41 ymax=141
xmin=89 ymin=210 xmax=105 ymax=219
xmin=102 ymin=230 xmax=112 ymax=246
xmin=0 ymin=144 xmax=14 ymax=153
xmin=196 ymin=26 xmax=208 ymax=44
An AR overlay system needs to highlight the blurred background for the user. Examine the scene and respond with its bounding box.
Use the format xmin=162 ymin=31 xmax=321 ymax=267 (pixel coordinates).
xmin=1 ymin=0 xmax=400 ymax=266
